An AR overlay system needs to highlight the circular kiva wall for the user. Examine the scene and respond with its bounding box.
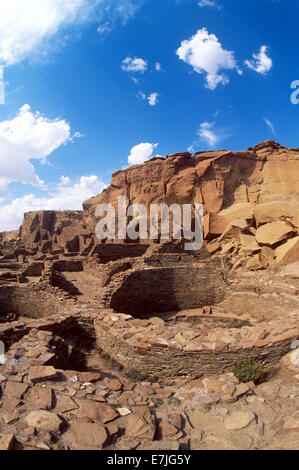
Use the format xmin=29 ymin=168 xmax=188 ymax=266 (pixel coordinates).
xmin=95 ymin=310 xmax=299 ymax=379
xmin=0 ymin=285 xmax=63 ymax=321
xmin=106 ymin=266 xmax=227 ymax=316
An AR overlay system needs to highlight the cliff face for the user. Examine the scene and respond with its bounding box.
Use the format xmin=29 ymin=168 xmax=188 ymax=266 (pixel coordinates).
xmin=83 ymin=140 xmax=299 ymax=233
xmin=19 ymin=210 xmax=86 ymax=251
xmin=0 ymin=230 xmax=20 ymax=244
xmin=1 ymin=140 xmax=298 ymax=263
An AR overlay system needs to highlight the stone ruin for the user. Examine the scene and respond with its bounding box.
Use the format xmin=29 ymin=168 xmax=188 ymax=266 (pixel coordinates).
xmin=0 ymin=140 xmax=298 ymax=450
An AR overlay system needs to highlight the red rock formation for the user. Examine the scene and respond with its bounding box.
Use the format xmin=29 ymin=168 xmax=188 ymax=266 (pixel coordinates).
xmin=1 ymin=140 xmax=298 ymax=264
xmin=19 ymin=210 xmax=86 ymax=252
xmin=83 ymin=140 xmax=299 ymax=235
xmin=0 ymin=230 xmax=20 ymax=244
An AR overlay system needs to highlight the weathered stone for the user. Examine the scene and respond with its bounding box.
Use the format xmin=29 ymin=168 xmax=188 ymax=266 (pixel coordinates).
xmin=239 ymin=234 xmax=260 ymax=253
xmin=55 ymin=394 xmax=78 ymax=413
xmin=225 ymin=412 xmax=256 ymax=430
xmin=284 ymin=412 xmax=299 ymax=431
xmin=109 ymin=379 xmax=123 ymax=391
xmin=28 ymin=366 xmax=58 ymax=384
xmin=159 ymin=420 xmax=179 ymax=439
xmin=275 ymin=236 xmax=299 ymax=266
xmin=77 ymin=401 xmax=118 ymax=424
xmin=62 ymin=421 xmax=107 ymax=450
xmin=255 ymin=222 xmax=294 ymax=246
xmin=26 ymin=387 xmax=53 ymax=410
xmin=117 ymin=407 xmax=132 ymax=417
xmin=254 ymin=201 xmax=299 ymax=227
xmin=151 ymin=440 xmax=180 ymax=450
xmin=5 ymin=381 xmax=28 ymax=399
xmin=0 ymin=433 xmax=15 ymax=450
xmin=126 ymin=410 xmax=156 ymax=441
xmin=25 ymin=410 xmax=63 ymax=432
xmin=79 ymin=372 xmax=101 ymax=383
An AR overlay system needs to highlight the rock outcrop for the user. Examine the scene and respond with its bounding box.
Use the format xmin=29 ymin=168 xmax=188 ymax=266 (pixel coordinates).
xmin=1 ymin=140 xmax=298 ymax=269
xmin=83 ymin=140 xmax=299 ymax=235
xmin=0 ymin=230 xmax=20 ymax=244
xmin=19 ymin=210 xmax=87 ymax=253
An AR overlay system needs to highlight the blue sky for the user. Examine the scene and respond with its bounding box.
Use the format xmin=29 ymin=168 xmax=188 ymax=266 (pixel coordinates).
xmin=0 ymin=0 xmax=298 ymax=231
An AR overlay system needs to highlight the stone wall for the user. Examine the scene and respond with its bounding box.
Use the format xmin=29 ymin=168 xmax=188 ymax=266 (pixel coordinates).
xmin=51 ymin=259 xmax=83 ymax=272
xmin=106 ymin=265 xmax=227 ymax=316
xmin=94 ymin=310 xmax=299 ymax=379
xmin=90 ymin=243 xmax=150 ymax=264
xmin=0 ymin=286 xmax=63 ymax=319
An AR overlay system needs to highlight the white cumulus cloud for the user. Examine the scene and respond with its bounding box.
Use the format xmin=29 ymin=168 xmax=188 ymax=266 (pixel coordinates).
xmin=147 ymin=93 xmax=159 ymax=106
xmin=0 ymin=104 xmax=74 ymax=196
xmin=137 ymin=91 xmax=159 ymax=106
xmin=0 ymin=175 xmax=106 ymax=231
xmin=176 ymin=28 xmax=238 ymax=89
xmin=245 ymin=45 xmax=272 ymax=75
xmin=128 ymin=142 xmax=159 ymax=165
xmin=0 ymin=0 xmax=140 ymax=67
xmin=121 ymin=57 xmax=148 ymax=73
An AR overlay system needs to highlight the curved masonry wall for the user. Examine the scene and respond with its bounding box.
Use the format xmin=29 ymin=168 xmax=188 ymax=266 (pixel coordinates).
xmin=0 ymin=285 xmax=64 ymax=319
xmin=105 ymin=265 xmax=228 ymax=316
xmin=95 ymin=309 xmax=299 ymax=379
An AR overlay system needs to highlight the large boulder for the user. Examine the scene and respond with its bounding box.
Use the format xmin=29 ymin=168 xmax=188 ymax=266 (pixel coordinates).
xmin=254 ymin=201 xmax=299 ymax=228
xmin=275 ymin=236 xmax=299 ymax=265
xmin=255 ymin=222 xmax=295 ymax=246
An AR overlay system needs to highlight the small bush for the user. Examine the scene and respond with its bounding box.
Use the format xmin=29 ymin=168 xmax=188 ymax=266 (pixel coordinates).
xmin=168 ymin=397 xmax=181 ymax=407
xmin=152 ymin=398 xmax=163 ymax=407
xmin=233 ymin=358 xmax=262 ymax=383
xmin=109 ymin=403 xmax=120 ymax=409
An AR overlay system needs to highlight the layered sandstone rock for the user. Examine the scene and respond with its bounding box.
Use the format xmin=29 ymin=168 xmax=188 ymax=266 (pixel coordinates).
xmin=0 ymin=230 xmax=20 ymax=244
xmin=19 ymin=210 xmax=86 ymax=252
xmin=83 ymin=140 xmax=299 ymax=235
xmin=1 ymin=140 xmax=298 ymax=269
xmin=81 ymin=140 xmax=299 ymax=269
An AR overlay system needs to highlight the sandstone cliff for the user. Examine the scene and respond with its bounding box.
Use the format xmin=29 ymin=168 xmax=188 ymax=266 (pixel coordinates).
xmin=1 ymin=140 xmax=298 ymax=268
xmin=19 ymin=210 xmax=86 ymax=252
xmin=83 ymin=140 xmax=299 ymax=234
xmin=0 ymin=230 xmax=20 ymax=244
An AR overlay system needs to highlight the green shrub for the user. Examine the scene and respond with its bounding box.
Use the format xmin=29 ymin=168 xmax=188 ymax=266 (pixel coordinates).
xmin=168 ymin=397 xmax=181 ymax=406
xmin=152 ymin=398 xmax=163 ymax=407
xmin=233 ymin=358 xmax=262 ymax=383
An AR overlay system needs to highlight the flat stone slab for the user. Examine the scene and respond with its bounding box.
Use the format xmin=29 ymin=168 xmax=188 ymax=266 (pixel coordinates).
xmin=25 ymin=410 xmax=63 ymax=432
xmin=62 ymin=422 xmax=107 ymax=450
xmin=28 ymin=366 xmax=58 ymax=383
xmin=225 ymin=411 xmax=256 ymax=430
xmin=0 ymin=433 xmax=14 ymax=450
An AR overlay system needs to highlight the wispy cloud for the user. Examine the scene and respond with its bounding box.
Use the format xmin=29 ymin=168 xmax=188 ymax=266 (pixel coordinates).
xmin=198 ymin=0 xmax=221 ymax=9
xmin=245 ymin=45 xmax=273 ymax=75
xmin=0 ymin=0 xmax=141 ymax=67
xmin=189 ymin=119 xmax=236 ymax=150
xmin=263 ymin=116 xmax=277 ymax=137
xmin=198 ymin=121 xmax=219 ymax=146
xmin=0 ymin=67 xmax=4 ymax=104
